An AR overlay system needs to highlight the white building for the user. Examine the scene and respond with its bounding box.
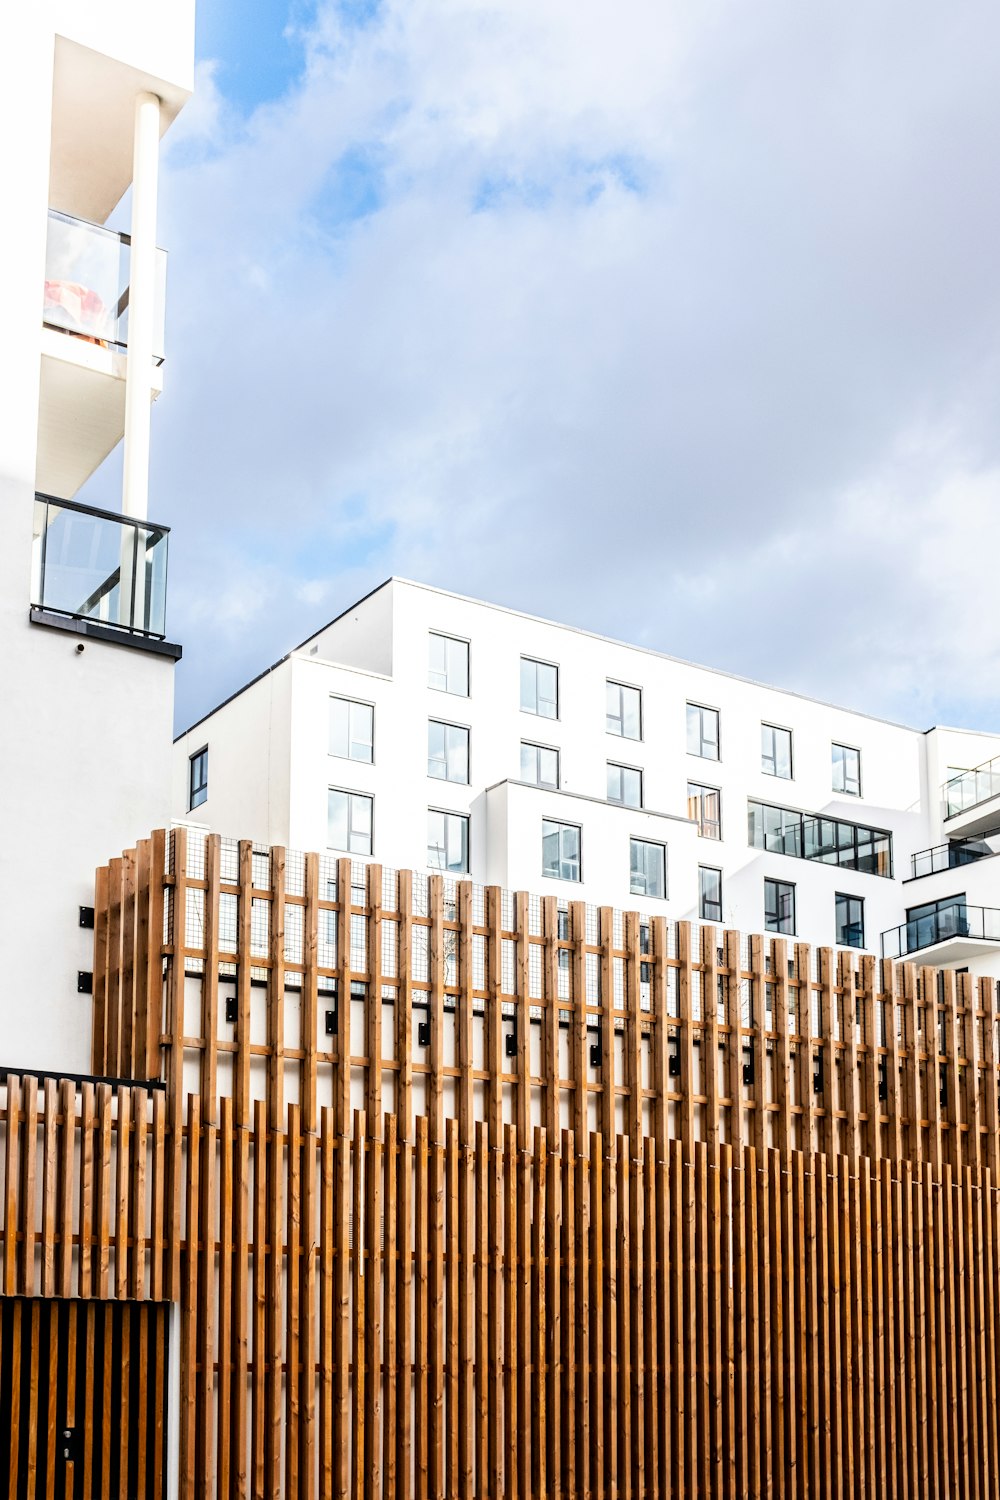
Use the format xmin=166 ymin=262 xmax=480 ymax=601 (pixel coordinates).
xmin=0 ymin=2 xmax=195 ymax=1070
xmin=173 ymin=577 xmax=1000 ymax=975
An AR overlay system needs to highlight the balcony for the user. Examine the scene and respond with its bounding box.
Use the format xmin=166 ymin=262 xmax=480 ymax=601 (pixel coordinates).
xmin=942 ymin=755 xmax=1000 ymax=838
xmin=881 ymin=901 xmax=1000 ymax=963
xmin=30 ymin=494 xmax=180 ymax=658
xmin=909 ymin=837 xmax=999 ymax=880
xmin=36 ymin=210 xmax=166 ymax=499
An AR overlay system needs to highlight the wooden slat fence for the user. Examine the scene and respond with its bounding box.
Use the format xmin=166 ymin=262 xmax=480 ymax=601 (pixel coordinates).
xmin=94 ymin=829 xmax=1000 ymax=1179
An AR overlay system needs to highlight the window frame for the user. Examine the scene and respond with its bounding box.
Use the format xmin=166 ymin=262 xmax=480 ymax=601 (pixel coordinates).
xmin=687 ymin=780 xmax=722 ymax=840
xmin=427 ymin=631 xmax=470 ymax=697
xmin=832 ymin=741 xmax=862 ymax=797
xmin=426 ymin=807 xmax=470 ymax=875
xmin=327 ymin=786 xmax=374 ymax=857
xmin=761 ymin=722 xmax=793 ymax=780
xmin=764 ymin=877 xmax=796 ymax=935
xmin=699 ymin=865 xmax=723 ymax=923
xmin=606 ymin=679 xmax=643 ymax=740
xmin=629 ymin=836 xmax=667 ymax=900
xmin=328 ymin=694 xmax=375 ymax=764
xmin=188 ymin=746 xmax=208 ymax=811
xmin=520 ymin=655 xmax=560 ymax=720
xmin=520 ymin=741 xmax=560 ymax=790
xmin=686 ymin=702 xmax=720 ymax=761
xmin=541 ymin=818 xmax=582 ymax=883
xmin=427 ymin=718 xmax=470 ymax=785
xmin=835 ymin=891 xmax=865 ymax=950
xmin=607 ymin=761 xmax=644 ymax=809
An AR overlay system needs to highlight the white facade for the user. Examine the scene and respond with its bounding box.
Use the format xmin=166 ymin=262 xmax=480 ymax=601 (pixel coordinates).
xmin=174 ymin=578 xmax=1000 ymax=976
xmin=0 ymin=3 xmax=195 ymax=1071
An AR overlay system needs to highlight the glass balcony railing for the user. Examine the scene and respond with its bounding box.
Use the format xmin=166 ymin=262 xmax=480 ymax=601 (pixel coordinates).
xmin=910 ymin=837 xmax=998 ymax=879
xmin=31 ymin=494 xmax=169 ymax=639
xmin=42 ymin=210 xmax=166 ymax=362
xmin=881 ymin=902 xmax=1000 ymax=960
xmin=944 ymin=756 xmax=1000 ymax=818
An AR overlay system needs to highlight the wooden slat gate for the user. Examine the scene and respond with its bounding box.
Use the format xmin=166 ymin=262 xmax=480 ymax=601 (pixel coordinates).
xmin=0 ymin=1298 xmax=169 ymax=1499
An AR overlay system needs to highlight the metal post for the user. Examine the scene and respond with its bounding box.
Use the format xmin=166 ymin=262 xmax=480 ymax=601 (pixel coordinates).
xmin=122 ymin=90 xmax=161 ymax=523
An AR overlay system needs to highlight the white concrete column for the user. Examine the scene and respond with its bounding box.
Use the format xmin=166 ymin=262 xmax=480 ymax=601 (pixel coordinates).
xmin=122 ymin=90 xmax=161 ymax=523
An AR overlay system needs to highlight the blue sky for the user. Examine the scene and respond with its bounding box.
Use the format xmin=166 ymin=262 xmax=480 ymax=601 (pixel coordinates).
xmin=134 ymin=1 xmax=1000 ymax=735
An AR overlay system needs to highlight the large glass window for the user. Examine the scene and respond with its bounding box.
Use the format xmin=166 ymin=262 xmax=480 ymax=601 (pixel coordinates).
xmin=542 ymin=820 xmax=581 ymax=882
xmin=748 ymin=799 xmax=892 ymax=877
xmin=427 ymin=720 xmax=469 ymax=784
xmin=328 ymin=789 xmax=373 ymax=855
xmin=764 ymin=878 xmax=795 ymax=935
xmin=329 ymin=697 xmax=374 ymax=763
xmin=606 ymin=680 xmax=642 ymax=739
xmin=520 ymin=742 xmax=559 ymax=789
xmin=427 ymin=810 xmax=469 ymax=874
xmin=687 ymin=782 xmax=721 ymax=840
xmin=699 ymin=866 xmax=723 ymax=923
xmin=428 ymin=632 xmax=469 ymax=696
xmin=607 ymin=763 xmax=643 ymax=808
xmin=189 ymin=748 xmax=208 ymax=811
xmin=630 ymin=838 xmax=666 ymax=899
xmin=761 ymin=723 xmax=793 ymax=779
xmin=835 ymin=893 xmax=864 ymax=949
xmin=521 ymin=657 xmax=558 ymax=719
xmin=687 ymin=703 xmax=720 ymax=760
xmin=832 ymin=743 xmax=862 ymax=796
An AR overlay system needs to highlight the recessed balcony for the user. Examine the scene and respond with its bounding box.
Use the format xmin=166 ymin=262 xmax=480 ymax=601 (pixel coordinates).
xmin=881 ymin=900 xmax=1000 ymax=963
xmin=30 ymin=493 xmax=180 ymax=658
xmin=36 ymin=210 xmax=166 ymax=499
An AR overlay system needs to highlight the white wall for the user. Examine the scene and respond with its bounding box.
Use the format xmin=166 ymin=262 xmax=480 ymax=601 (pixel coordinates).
xmin=0 ymin=3 xmax=193 ymax=1073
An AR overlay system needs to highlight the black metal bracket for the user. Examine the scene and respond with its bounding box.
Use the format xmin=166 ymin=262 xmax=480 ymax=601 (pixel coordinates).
xmin=225 ymin=996 xmax=237 ymax=1024
xmin=878 ymin=1058 xmax=888 ymax=1103
xmin=742 ymin=1040 xmax=754 ymax=1088
xmin=78 ymin=905 xmax=95 ymax=930
xmin=418 ymin=1020 xmax=431 ymax=1048
xmin=813 ymin=1050 xmax=823 ymax=1096
xmin=940 ymin=1067 xmax=948 ymax=1109
xmin=668 ymin=1033 xmax=681 ymax=1078
xmin=505 ymin=1018 xmax=518 ymax=1059
xmin=77 ymin=971 xmax=93 ymax=995
xmin=325 ymin=1008 xmax=336 ymax=1036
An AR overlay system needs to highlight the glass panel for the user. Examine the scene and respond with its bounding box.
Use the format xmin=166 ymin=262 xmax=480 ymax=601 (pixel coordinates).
xmin=33 ymin=497 xmax=168 ymax=637
xmin=428 ymin=811 xmax=468 ymax=874
xmin=43 ymin=210 xmax=166 ymax=361
xmin=328 ymin=790 xmax=349 ymax=850
xmin=522 ymin=659 xmax=557 ymax=718
xmin=429 ymin=634 xmax=468 ymax=695
xmin=543 ymin=820 xmax=580 ymax=881
xmin=687 ymin=703 xmax=719 ymax=759
xmin=630 ymin=839 xmax=665 ymax=898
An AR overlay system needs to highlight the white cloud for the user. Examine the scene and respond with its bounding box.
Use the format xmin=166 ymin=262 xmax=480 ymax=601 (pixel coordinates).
xmin=151 ymin=0 xmax=1000 ymax=731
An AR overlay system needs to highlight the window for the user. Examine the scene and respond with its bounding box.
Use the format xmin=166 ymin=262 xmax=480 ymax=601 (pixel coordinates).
xmin=630 ymin=838 xmax=666 ymax=899
xmin=835 ymin=893 xmax=864 ymax=949
xmin=188 ymin=747 xmax=208 ymax=811
xmin=327 ymin=789 xmax=373 ymax=855
xmin=748 ymin=800 xmax=892 ymax=877
xmin=542 ymin=820 xmax=581 ymax=882
xmin=764 ymin=878 xmax=796 ymax=935
xmin=699 ymin=866 xmax=723 ymax=923
xmin=687 ymin=703 xmax=720 ymax=760
xmin=761 ymin=723 xmax=793 ymax=779
xmin=428 ymin=632 xmax=469 ymax=696
xmin=427 ymin=809 xmax=469 ymax=874
xmin=607 ymin=763 xmax=643 ymax=808
xmin=832 ymin=743 xmax=862 ymax=797
xmin=329 ymin=697 xmax=374 ymax=763
xmin=520 ymin=742 xmax=559 ymax=789
xmin=521 ymin=657 xmax=558 ymax=719
xmin=687 ymin=782 xmax=721 ymax=840
xmin=427 ymin=720 xmax=469 ymax=784
xmin=606 ymin=680 xmax=642 ymax=739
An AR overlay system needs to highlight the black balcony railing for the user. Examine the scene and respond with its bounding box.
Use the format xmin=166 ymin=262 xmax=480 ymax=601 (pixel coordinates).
xmin=43 ymin=209 xmax=165 ymax=362
xmin=881 ymin=902 xmax=1000 ymax=960
xmin=909 ymin=839 xmax=997 ymax=879
xmin=32 ymin=494 xmax=169 ymax=639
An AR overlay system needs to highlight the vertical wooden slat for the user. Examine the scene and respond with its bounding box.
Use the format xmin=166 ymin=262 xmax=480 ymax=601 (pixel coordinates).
xmin=40 ymin=1078 xmax=57 ymax=1298
xmin=286 ymin=1102 xmax=301 ymax=1500
xmin=267 ymin=847 xmax=287 ymax=1133
xmin=235 ymin=839 xmax=254 ymax=1130
xmin=166 ymin=826 xmax=189 ymax=1302
xmin=20 ymin=1074 xmax=38 ymax=1296
xmin=252 ymin=1100 xmax=267 ymax=1500
xmin=217 ymin=1097 xmax=234 ymax=1500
